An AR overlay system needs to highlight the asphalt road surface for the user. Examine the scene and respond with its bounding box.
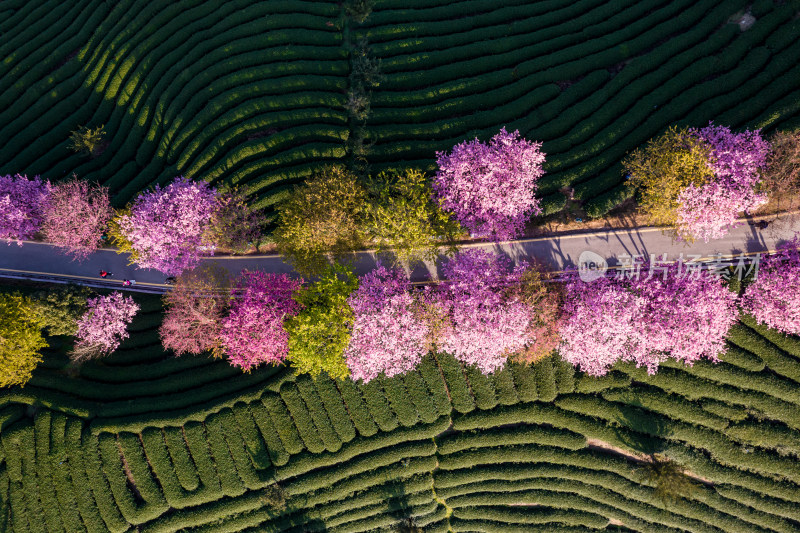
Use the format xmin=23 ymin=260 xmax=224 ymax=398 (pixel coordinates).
xmin=1 ymin=213 xmax=798 ymax=291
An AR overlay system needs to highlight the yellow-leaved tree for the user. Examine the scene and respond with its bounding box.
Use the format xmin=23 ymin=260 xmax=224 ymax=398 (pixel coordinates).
xmin=623 ymin=126 xmax=714 ymax=228
xmin=274 ymin=166 xmax=368 ymax=277
xmin=0 ymin=293 xmax=48 ymax=388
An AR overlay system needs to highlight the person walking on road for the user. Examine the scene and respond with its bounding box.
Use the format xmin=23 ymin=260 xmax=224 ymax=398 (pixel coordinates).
xmin=99 ymin=270 xmax=112 ymax=278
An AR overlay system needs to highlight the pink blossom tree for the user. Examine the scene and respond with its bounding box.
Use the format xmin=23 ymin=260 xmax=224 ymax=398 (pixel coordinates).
xmin=40 ymin=178 xmax=113 ymax=260
xmin=111 ymin=176 xmax=218 ymax=276
xmin=435 ymin=250 xmax=532 ymax=373
xmin=0 ymin=174 xmax=51 ymax=244
xmin=344 ymin=265 xmax=429 ymax=382
xmin=741 ymin=239 xmax=800 ymax=335
xmin=676 ymin=124 xmax=770 ymax=242
xmin=160 ymin=265 xmax=232 ymax=356
xmin=559 ymin=266 xmax=739 ymax=376
xmin=220 ymin=271 xmax=301 ymax=371
xmin=71 ymin=292 xmax=140 ymax=362
xmin=432 ymin=127 xmax=546 ymax=240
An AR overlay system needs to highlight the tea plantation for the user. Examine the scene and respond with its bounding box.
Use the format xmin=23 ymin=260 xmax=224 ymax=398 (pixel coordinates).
xmin=1 ymin=0 xmax=800 ymax=221
xmin=2 ymin=292 xmax=800 ymax=531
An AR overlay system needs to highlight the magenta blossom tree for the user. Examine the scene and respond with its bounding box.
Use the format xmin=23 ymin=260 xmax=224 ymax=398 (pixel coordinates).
xmin=0 ymin=174 xmax=51 ymax=244
xmin=114 ymin=176 xmax=218 ymax=276
xmin=220 ymin=271 xmax=302 ymax=372
xmin=436 ymin=249 xmax=532 ymax=373
xmin=676 ymin=124 xmax=770 ymax=242
xmin=433 ymin=127 xmax=546 ymax=240
xmin=559 ymin=266 xmax=739 ymax=376
xmin=71 ymin=292 xmax=140 ymax=361
xmin=741 ymin=239 xmax=800 ymax=335
xmin=40 ymin=178 xmax=113 ymax=260
xmin=344 ymin=265 xmax=430 ymax=383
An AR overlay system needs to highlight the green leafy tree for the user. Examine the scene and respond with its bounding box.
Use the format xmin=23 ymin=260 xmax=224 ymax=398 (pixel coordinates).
xmin=0 ymin=293 xmax=48 ymax=388
xmin=366 ymin=169 xmax=461 ymax=266
xmin=30 ymin=285 xmax=91 ymax=337
xmin=67 ymin=124 xmax=106 ymax=157
xmin=285 ymin=265 xmax=358 ymax=380
xmin=274 ymin=166 xmax=368 ymax=277
xmin=343 ymin=0 xmax=375 ymax=23
xmin=623 ymin=126 xmax=714 ymax=227
xmin=637 ymin=455 xmax=699 ymax=505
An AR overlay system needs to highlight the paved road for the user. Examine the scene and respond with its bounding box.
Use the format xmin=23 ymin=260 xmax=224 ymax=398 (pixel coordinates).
xmin=1 ymin=212 xmax=798 ymax=291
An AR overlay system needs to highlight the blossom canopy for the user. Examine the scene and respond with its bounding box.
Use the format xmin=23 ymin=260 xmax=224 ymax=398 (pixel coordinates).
xmin=220 ymin=271 xmax=301 ymax=371
xmin=0 ymin=174 xmax=51 ymax=244
xmin=114 ymin=176 xmax=218 ymax=275
xmin=433 ymin=127 xmax=545 ymax=240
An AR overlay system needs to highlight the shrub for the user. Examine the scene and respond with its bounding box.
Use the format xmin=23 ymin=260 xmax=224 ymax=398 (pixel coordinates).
xmin=260 ymin=483 xmax=287 ymax=512
xmin=273 ymin=166 xmax=368 ymax=277
xmin=343 ymin=0 xmax=375 ymax=24
xmin=67 ymin=124 xmax=106 ymax=157
xmin=40 ymin=178 xmax=113 ymax=260
xmin=433 ymin=128 xmax=545 ymax=240
xmin=0 ymin=174 xmax=50 ymax=243
xmin=160 ymin=264 xmax=232 ymax=356
xmin=220 ymin=271 xmax=301 ymax=371
xmin=70 ymin=292 xmax=139 ymax=362
xmin=111 ymin=177 xmax=218 ymax=276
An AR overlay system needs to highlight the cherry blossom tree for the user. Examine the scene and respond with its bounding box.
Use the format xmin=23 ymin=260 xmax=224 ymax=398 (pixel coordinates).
xmin=160 ymin=265 xmax=232 ymax=356
xmin=110 ymin=176 xmax=218 ymax=276
xmin=558 ymin=266 xmax=738 ymax=376
xmin=741 ymin=239 xmax=800 ymax=336
xmin=220 ymin=271 xmax=301 ymax=372
xmin=432 ymin=127 xmax=546 ymax=240
xmin=40 ymin=178 xmax=113 ymax=260
xmin=675 ymin=124 xmax=770 ymax=242
xmin=435 ymin=250 xmax=532 ymax=373
xmin=71 ymin=292 xmax=140 ymax=362
xmin=0 ymin=174 xmax=51 ymax=244
xmin=344 ymin=265 xmax=429 ymax=382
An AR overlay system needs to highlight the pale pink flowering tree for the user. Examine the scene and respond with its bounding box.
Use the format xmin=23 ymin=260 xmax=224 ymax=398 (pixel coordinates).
xmin=432 ymin=127 xmax=546 ymax=240
xmin=741 ymin=239 xmax=800 ymax=335
xmin=436 ymin=250 xmax=531 ymax=373
xmin=114 ymin=177 xmax=218 ymax=276
xmin=676 ymin=124 xmax=770 ymax=242
xmin=559 ymin=266 xmax=738 ymax=376
xmin=40 ymin=179 xmax=113 ymax=260
xmin=0 ymin=174 xmax=51 ymax=244
xmin=71 ymin=292 xmax=140 ymax=362
xmin=344 ymin=265 xmax=429 ymax=382
xmin=220 ymin=271 xmax=302 ymax=372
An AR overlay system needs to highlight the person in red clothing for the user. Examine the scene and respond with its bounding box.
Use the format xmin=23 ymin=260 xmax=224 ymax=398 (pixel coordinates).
xmin=99 ymin=270 xmax=111 ymax=278
xmin=122 ymin=279 xmax=131 ymax=287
